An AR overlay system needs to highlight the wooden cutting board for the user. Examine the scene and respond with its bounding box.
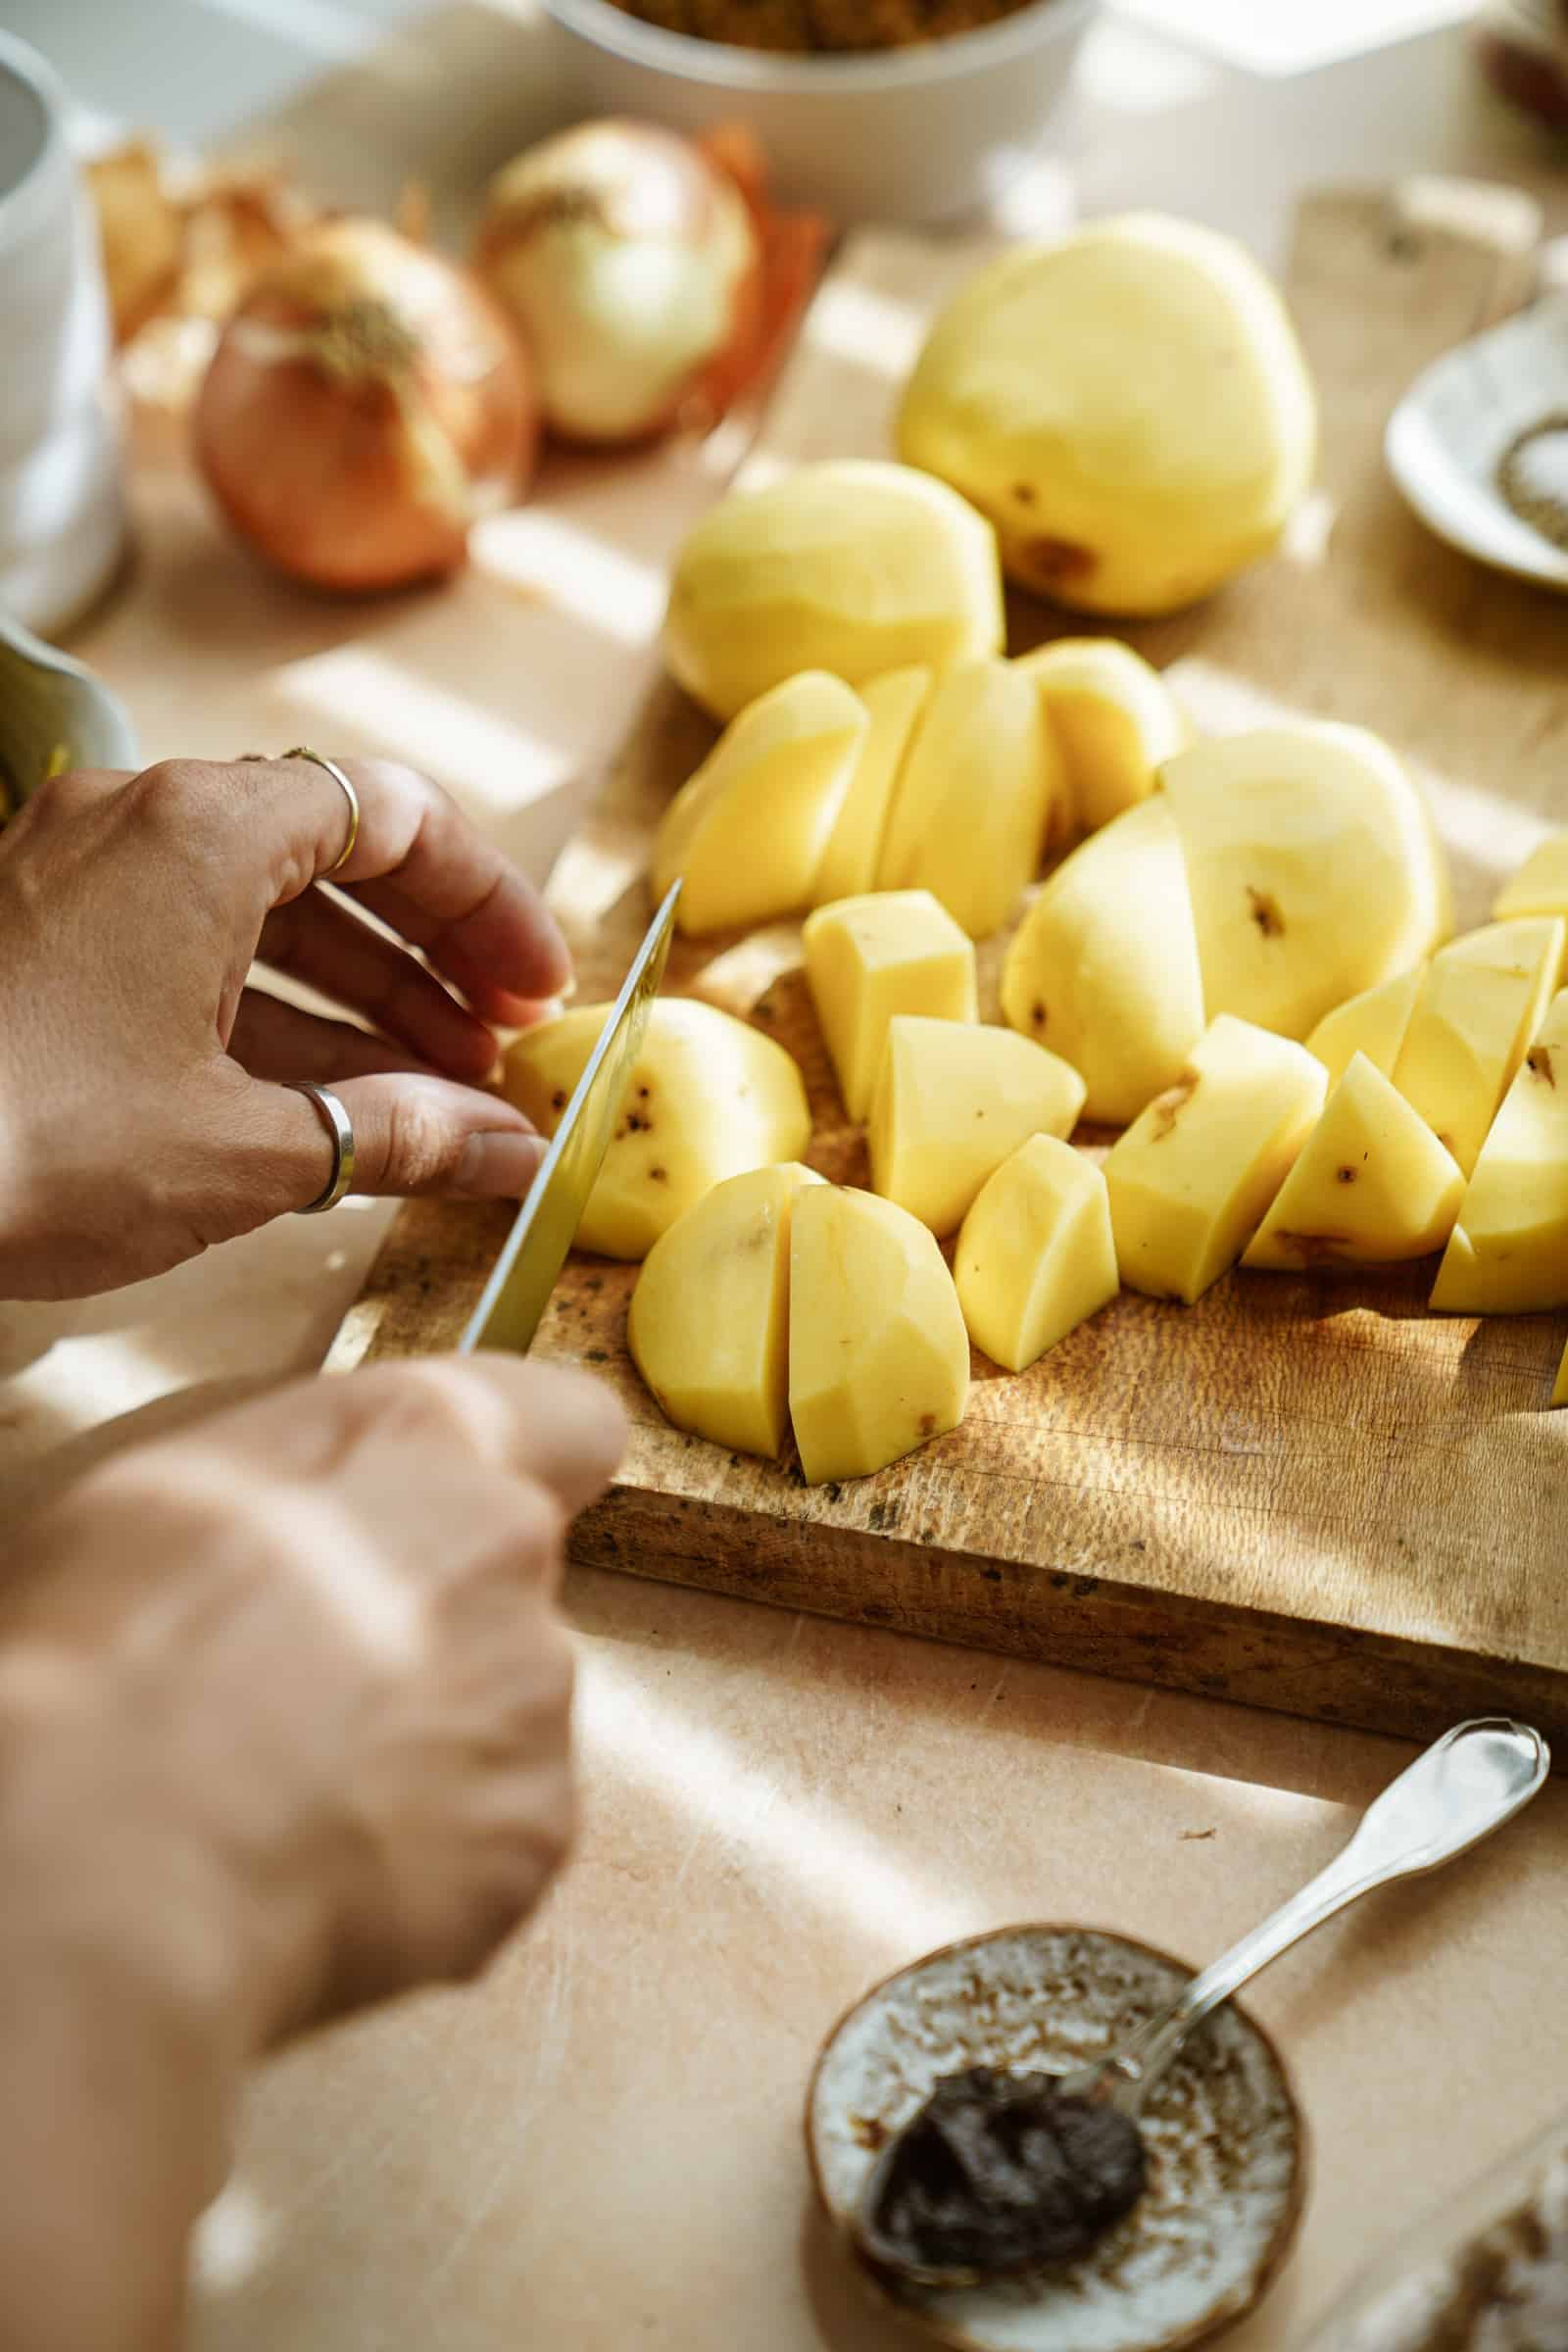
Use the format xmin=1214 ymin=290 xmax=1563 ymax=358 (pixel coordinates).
xmin=328 ymin=178 xmax=1568 ymax=1754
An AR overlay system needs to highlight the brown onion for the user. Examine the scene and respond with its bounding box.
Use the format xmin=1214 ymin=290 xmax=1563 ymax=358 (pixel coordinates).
xmin=195 ymin=218 xmax=537 ymax=592
xmin=473 ymin=119 xmax=761 ymax=446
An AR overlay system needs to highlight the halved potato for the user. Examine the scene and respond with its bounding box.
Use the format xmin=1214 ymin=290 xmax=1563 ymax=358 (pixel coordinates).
xmin=1161 ymin=724 xmax=1450 ymax=1042
xmin=804 ymin=889 xmax=976 ymax=1123
xmin=1243 ymin=1054 xmax=1464 ymax=1269
xmin=1430 ymin=989 xmax=1568 ymax=1314
xmin=789 ymin=1185 xmax=969 ymax=1485
xmin=1304 ymin=966 xmax=1423 ymax=1091
xmin=868 ymin=1014 xmax=1086 ymax=1237
xmin=811 ymin=665 xmax=932 ymax=908
xmin=955 ymin=1135 xmax=1117 ymax=1372
xmin=1013 ymin=636 xmax=1190 ymax=836
xmin=628 ymin=1163 xmax=824 ymax=1458
xmin=1391 ymin=916 xmax=1564 ymax=1177
xmin=1000 ymin=796 xmax=1206 ymax=1125
xmin=502 ymin=999 xmax=810 ymax=1259
xmin=651 ymin=670 xmax=867 ymax=936
xmin=878 ymin=658 xmax=1058 ymax=939
xmin=1103 ymin=1013 xmax=1326 ymax=1302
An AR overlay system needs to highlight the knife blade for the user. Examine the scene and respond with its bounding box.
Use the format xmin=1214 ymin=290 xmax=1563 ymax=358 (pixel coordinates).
xmin=457 ymin=882 xmax=680 ymax=1356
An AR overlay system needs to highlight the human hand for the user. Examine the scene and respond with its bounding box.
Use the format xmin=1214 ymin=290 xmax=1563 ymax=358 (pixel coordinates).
xmin=0 ymin=1352 xmax=623 ymax=2351
xmin=0 ymin=754 xmax=569 ymax=1298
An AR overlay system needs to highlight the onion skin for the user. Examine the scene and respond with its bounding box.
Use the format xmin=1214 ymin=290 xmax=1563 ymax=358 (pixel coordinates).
xmin=195 ymin=218 xmax=537 ymax=593
xmin=473 ymin=120 xmax=762 ymax=447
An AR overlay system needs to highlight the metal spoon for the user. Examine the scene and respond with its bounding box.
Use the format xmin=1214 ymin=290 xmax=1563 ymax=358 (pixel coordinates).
xmin=857 ymin=1717 xmax=1548 ymax=2285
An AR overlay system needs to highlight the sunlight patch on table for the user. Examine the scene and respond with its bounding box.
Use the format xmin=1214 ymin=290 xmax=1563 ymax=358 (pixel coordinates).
xmin=471 ymin=511 xmax=665 ymax=646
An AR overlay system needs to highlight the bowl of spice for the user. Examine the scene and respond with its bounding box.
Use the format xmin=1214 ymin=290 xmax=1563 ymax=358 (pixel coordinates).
xmin=542 ymin=0 xmax=1095 ymax=223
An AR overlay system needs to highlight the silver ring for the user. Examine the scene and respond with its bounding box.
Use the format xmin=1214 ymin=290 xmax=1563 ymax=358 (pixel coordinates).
xmin=286 ymin=1081 xmax=357 ymax=1214
xmin=283 ymin=747 xmax=360 ymax=874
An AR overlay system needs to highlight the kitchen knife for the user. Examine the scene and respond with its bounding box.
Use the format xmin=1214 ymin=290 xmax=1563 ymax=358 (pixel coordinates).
xmin=457 ymin=882 xmax=679 ymax=1356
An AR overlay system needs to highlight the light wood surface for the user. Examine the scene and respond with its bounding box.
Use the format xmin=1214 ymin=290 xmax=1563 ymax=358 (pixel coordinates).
xmin=331 ymin=180 xmax=1568 ymax=1753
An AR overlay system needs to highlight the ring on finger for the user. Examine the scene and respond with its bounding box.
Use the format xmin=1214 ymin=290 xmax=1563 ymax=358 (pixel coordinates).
xmin=238 ymin=746 xmax=361 ymax=875
xmin=286 ymin=1080 xmax=357 ymax=1214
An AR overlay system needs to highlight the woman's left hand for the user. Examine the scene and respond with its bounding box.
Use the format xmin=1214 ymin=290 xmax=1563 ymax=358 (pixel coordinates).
xmin=0 ymin=755 xmax=569 ymax=1298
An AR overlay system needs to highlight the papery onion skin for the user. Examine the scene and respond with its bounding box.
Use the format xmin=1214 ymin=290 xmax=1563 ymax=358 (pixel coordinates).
xmin=473 ymin=120 xmax=761 ymax=446
xmin=195 ymin=218 xmax=538 ymax=592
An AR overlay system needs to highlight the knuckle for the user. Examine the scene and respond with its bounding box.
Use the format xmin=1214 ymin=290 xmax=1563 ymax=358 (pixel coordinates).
xmin=382 ymin=1083 xmax=463 ymax=1191
xmin=32 ymin=763 xmax=109 ymax=819
xmin=123 ymin=759 xmax=220 ymax=841
xmin=357 ymin=1360 xmax=492 ymax=1453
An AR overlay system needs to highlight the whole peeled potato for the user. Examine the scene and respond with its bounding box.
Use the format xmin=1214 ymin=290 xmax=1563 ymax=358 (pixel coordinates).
xmin=897 ymin=214 xmax=1317 ymax=618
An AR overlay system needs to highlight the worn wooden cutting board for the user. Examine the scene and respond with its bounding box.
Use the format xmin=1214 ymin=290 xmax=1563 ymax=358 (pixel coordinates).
xmin=328 ymin=178 xmax=1568 ymax=1752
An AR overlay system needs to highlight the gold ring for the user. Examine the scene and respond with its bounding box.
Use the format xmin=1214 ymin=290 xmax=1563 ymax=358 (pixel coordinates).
xmin=282 ymin=746 xmax=361 ymax=874
xmin=286 ymin=1081 xmax=357 ymax=1214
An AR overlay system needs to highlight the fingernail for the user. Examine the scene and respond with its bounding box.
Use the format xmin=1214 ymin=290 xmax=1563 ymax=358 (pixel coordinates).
xmin=457 ymin=1129 xmax=545 ymax=1199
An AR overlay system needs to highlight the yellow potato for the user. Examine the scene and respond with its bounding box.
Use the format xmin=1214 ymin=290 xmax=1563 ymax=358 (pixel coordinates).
xmin=1013 ymin=637 xmax=1191 ymax=835
xmin=955 ymin=1135 xmax=1118 ymax=1372
xmin=804 ymin=889 xmax=976 ymax=1123
xmin=1494 ymin=830 xmax=1568 ymax=921
xmin=627 ymin=1163 xmax=824 ymax=1458
xmin=1430 ymin=988 xmax=1568 ymax=1314
xmin=502 ymin=999 xmax=810 ymax=1259
xmin=810 ymin=665 xmax=932 ymax=908
xmin=651 ymin=670 xmax=867 ymax=936
xmin=897 ymin=215 xmax=1317 ymax=616
xmin=1103 ymin=1014 xmax=1326 ymax=1303
xmin=789 ymin=1184 xmax=969 ymax=1485
xmin=1553 ymin=1335 xmax=1568 ymax=1407
xmin=1304 ymin=966 xmax=1424 ymax=1091
xmin=663 ymin=460 xmax=1004 ymax=722
xmin=1243 ymin=1054 xmax=1464 ymax=1270
xmin=1161 ymin=724 xmax=1450 ymax=1042
xmin=1392 ymin=916 xmax=1565 ymax=1177
xmin=868 ymin=1014 xmax=1086 ymax=1238
xmin=1000 ymin=796 xmax=1206 ymax=1125
xmin=877 ymin=658 xmax=1058 ymax=939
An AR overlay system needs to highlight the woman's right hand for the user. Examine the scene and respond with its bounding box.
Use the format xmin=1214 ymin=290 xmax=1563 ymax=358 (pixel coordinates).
xmin=0 ymin=1353 xmax=626 ymax=2044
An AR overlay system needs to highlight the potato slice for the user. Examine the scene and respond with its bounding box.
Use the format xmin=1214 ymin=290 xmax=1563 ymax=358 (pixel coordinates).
xmin=789 ymin=1185 xmax=968 ymax=1484
xmin=804 ymin=889 xmax=976 ymax=1123
xmin=868 ymin=1014 xmax=1086 ymax=1237
xmin=955 ymin=1135 xmax=1118 ymax=1371
xmin=651 ymin=670 xmax=867 ymax=936
xmin=502 ymin=999 xmax=810 ymax=1259
xmin=877 ymin=659 xmax=1059 ymax=939
xmin=1013 ymin=637 xmax=1190 ymax=836
xmin=1104 ymin=1014 xmax=1326 ymax=1302
xmin=1243 ymin=1054 xmax=1464 ymax=1270
xmin=810 ymin=665 xmax=932 ymax=907
xmin=1161 ymin=724 xmax=1450 ymax=1041
xmin=1494 ymin=830 xmax=1568 ymax=921
xmin=1304 ymin=966 xmax=1423 ymax=1090
xmin=628 ymin=1163 xmax=824 ymax=1457
xmin=1392 ymin=916 xmax=1565 ymax=1176
xmin=1430 ymin=989 xmax=1568 ymax=1314
xmin=664 ymin=459 xmax=1004 ymax=721
xmin=1000 ymin=796 xmax=1206 ymax=1125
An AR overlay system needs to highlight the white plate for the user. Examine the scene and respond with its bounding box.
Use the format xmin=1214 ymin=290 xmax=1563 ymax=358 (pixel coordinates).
xmin=1385 ymin=293 xmax=1568 ymax=594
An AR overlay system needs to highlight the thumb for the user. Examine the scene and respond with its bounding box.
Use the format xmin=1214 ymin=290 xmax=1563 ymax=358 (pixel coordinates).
xmin=222 ymin=1073 xmax=546 ymax=1227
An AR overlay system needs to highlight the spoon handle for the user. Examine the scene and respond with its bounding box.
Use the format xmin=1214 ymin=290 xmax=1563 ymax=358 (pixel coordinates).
xmin=1101 ymin=1718 xmax=1548 ymax=2102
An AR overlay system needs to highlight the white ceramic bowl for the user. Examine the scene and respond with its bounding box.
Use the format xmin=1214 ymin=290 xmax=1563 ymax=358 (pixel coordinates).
xmin=543 ymin=0 xmax=1095 ymax=224
xmin=0 ymin=29 xmax=125 ymax=639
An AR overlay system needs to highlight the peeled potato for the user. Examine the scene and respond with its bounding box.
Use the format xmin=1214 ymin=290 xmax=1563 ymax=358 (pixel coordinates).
xmin=804 ymin=889 xmax=976 ymax=1124
xmin=1103 ymin=1014 xmax=1326 ymax=1303
xmin=1243 ymin=1054 xmax=1464 ymax=1269
xmin=501 ymin=998 xmax=809 ymax=1259
xmin=1161 ymin=724 xmax=1450 ymax=1043
xmin=651 ymin=669 xmax=867 ymax=935
xmin=1304 ymin=966 xmax=1424 ymax=1091
xmin=1391 ymin=916 xmax=1564 ymax=1178
xmin=789 ymin=1184 xmax=969 ymax=1485
xmin=628 ymin=1163 xmax=824 ymax=1457
xmin=810 ymin=665 xmax=932 ymax=908
xmin=897 ymin=215 xmax=1317 ymax=616
xmin=663 ymin=460 xmax=1004 ymax=722
xmin=868 ymin=1014 xmax=1086 ymax=1238
xmin=955 ymin=1135 xmax=1118 ymax=1372
xmin=877 ymin=658 xmax=1058 ymax=940
xmin=1001 ymin=796 xmax=1206 ymax=1125
xmin=1430 ymin=988 xmax=1568 ymax=1314
xmin=1013 ymin=637 xmax=1190 ymax=835
xmin=1494 ymin=830 xmax=1568 ymax=921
